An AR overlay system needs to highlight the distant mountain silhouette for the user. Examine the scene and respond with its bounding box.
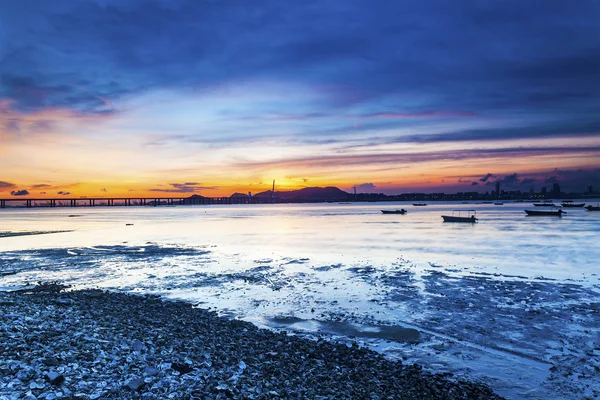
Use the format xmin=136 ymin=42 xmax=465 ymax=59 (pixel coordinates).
xmin=254 ymin=186 xmax=350 ymax=201
xmin=182 ymin=194 xmax=206 ymax=205
xmin=230 ymin=192 xmax=250 ymax=198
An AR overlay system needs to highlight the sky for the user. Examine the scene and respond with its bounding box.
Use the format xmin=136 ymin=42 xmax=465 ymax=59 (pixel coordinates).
xmin=1 ymin=0 xmax=600 ymax=198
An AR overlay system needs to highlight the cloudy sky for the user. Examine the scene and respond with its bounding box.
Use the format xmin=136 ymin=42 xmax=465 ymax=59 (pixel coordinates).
xmin=1 ymin=0 xmax=599 ymax=197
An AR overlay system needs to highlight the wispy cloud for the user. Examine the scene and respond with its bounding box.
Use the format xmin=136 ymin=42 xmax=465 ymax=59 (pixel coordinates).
xmin=0 ymin=181 xmax=16 ymax=189
xmin=235 ymin=146 xmax=600 ymax=170
xmin=149 ymin=183 xmax=219 ymax=193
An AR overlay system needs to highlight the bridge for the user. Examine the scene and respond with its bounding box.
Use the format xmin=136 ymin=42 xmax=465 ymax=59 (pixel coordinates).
xmin=0 ymin=196 xmax=264 ymax=208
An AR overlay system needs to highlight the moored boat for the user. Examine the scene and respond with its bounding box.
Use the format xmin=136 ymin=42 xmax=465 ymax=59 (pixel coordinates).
xmin=413 ymin=203 xmax=427 ymax=206
xmin=381 ymin=209 xmax=407 ymax=214
xmin=533 ymin=203 xmax=556 ymax=207
xmin=585 ymin=204 xmax=600 ymax=211
xmin=494 ymin=202 xmax=504 ymax=205
xmin=441 ymin=210 xmax=477 ymax=223
xmin=525 ymin=209 xmax=566 ymax=216
xmin=561 ymin=202 xmax=585 ymax=208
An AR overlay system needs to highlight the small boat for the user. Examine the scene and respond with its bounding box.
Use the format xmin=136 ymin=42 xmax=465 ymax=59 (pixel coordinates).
xmin=381 ymin=209 xmax=407 ymax=214
xmin=533 ymin=203 xmax=556 ymax=207
xmin=494 ymin=202 xmax=504 ymax=205
xmin=585 ymin=204 xmax=600 ymax=211
xmin=441 ymin=210 xmax=477 ymax=223
xmin=481 ymin=201 xmax=493 ymax=204
xmin=525 ymin=209 xmax=566 ymax=217
xmin=413 ymin=203 xmax=427 ymax=206
xmin=561 ymin=202 xmax=585 ymax=208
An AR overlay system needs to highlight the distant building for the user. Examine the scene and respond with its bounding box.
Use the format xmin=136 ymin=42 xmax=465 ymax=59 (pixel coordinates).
xmin=495 ymin=182 xmax=500 ymax=198
xmin=588 ymin=185 xmax=593 ymax=194
xmin=552 ymin=183 xmax=561 ymax=195
xmin=541 ymin=187 xmax=547 ymax=197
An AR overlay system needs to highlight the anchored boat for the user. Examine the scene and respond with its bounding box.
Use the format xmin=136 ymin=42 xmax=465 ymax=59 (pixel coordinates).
xmin=561 ymin=202 xmax=585 ymax=208
xmin=381 ymin=209 xmax=407 ymax=214
xmin=533 ymin=203 xmax=556 ymax=207
xmin=585 ymin=204 xmax=600 ymax=211
xmin=525 ymin=209 xmax=566 ymax=217
xmin=441 ymin=210 xmax=478 ymax=223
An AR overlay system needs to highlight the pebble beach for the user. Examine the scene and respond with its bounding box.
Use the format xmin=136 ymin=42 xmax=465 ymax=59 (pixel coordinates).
xmin=0 ymin=284 xmax=502 ymax=399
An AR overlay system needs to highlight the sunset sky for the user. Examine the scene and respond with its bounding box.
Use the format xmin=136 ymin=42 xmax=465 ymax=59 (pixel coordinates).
xmin=1 ymin=0 xmax=600 ymax=198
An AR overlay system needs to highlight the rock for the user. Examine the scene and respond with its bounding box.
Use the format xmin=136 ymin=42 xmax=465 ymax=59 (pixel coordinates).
xmin=55 ymin=298 xmax=73 ymax=306
xmin=45 ymin=372 xmax=65 ymax=386
xmin=126 ymin=377 xmax=145 ymax=391
xmin=29 ymin=380 xmax=45 ymax=389
xmin=132 ymin=340 xmax=144 ymax=352
xmin=43 ymin=357 xmax=59 ymax=367
xmin=172 ymin=362 xmax=193 ymax=374
xmin=144 ymin=367 xmax=159 ymax=376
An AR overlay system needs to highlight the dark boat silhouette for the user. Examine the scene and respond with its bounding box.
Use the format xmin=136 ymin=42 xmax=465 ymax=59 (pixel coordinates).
xmin=381 ymin=209 xmax=407 ymax=214
xmin=533 ymin=203 xmax=556 ymax=207
xmin=585 ymin=204 xmax=600 ymax=211
xmin=525 ymin=209 xmax=566 ymax=216
xmin=561 ymin=202 xmax=585 ymax=208
xmin=413 ymin=203 xmax=427 ymax=206
xmin=441 ymin=210 xmax=477 ymax=223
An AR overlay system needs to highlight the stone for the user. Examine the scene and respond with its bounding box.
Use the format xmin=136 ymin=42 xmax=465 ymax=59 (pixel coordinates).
xmin=29 ymin=381 xmax=45 ymax=389
xmin=132 ymin=340 xmax=144 ymax=352
xmin=172 ymin=362 xmax=193 ymax=374
xmin=126 ymin=377 xmax=145 ymax=391
xmin=45 ymin=372 xmax=65 ymax=386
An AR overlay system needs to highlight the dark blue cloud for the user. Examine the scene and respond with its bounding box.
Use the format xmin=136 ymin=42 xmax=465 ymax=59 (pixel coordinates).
xmin=480 ymin=174 xmax=494 ymax=183
xmin=520 ymin=178 xmax=537 ymax=187
xmin=10 ymin=189 xmax=29 ymax=196
xmin=1 ymin=0 xmax=600 ymax=144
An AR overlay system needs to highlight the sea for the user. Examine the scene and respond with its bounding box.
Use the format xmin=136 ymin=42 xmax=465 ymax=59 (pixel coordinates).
xmin=1 ymin=201 xmax=599 ymax=399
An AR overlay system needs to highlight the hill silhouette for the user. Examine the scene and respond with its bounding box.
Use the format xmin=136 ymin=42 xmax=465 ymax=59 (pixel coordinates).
xmin=254 ymin=186 xmax=350 ymax=202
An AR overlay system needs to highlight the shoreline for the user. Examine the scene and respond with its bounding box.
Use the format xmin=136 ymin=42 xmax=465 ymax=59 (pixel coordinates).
xmin=0 ymin=285 xmax=502 ymax=399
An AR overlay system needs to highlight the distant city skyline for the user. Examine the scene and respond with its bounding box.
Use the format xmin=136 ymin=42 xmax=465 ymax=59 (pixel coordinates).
xmin=1 ymin=1 xmax=600 ymax=197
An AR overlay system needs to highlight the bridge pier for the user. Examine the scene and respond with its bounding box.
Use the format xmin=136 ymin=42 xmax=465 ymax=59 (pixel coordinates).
xmin=0 ymin=200 xmax=5 ymax=209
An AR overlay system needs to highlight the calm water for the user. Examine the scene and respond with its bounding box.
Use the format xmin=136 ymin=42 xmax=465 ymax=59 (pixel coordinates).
xmin=1 ymin=201 xmax=599 ymax=280
xmin=1 ymin=201 xmax=600 ymax=399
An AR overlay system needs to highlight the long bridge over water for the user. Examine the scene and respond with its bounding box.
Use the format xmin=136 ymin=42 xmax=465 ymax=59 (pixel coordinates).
xmin=0 ymin=196 xmax=266 ymax=209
